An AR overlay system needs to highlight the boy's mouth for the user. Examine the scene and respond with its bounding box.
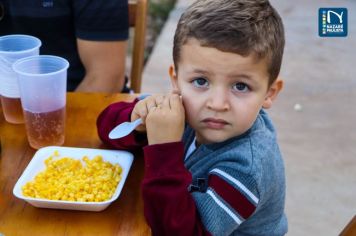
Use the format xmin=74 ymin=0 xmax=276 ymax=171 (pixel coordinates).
xmin=202 ymin=118 xmax=229 ymax=129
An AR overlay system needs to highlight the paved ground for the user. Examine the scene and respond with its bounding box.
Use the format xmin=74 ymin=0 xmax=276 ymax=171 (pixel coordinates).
xmin=142 ymin=0 xmax=356 ymax=235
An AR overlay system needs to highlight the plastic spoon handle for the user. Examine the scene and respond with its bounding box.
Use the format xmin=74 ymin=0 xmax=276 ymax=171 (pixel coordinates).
xmin=108 ymin=118 xmax=143 ymax=139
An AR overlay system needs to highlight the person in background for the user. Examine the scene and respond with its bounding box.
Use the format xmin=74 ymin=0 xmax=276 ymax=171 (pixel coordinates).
xmin=0 ymin=0 xmax=129 ymax=93
xmin=97 ymin=0 xmax=287 ymax=235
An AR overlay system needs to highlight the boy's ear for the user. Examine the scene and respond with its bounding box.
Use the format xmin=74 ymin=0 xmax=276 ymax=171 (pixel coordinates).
xmin=169 ymin=64 xmax=180 ymax=94
xmin=262 ymin=78 xmax=284 ymax=109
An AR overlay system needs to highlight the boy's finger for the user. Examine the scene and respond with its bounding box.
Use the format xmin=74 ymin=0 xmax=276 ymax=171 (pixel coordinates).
xmin=155 ymin=94 xmax=165 ymax=106
xmin=145 ymin=97 xmax=157 ymax=112
xmin=169 ymin=94 xmax=182 ymax=110
xmin=162 ymin=95 xmax=170 ymax=109
xmin=135 ymin=102 xmax=149 ymax=119
xmin=138 ymin=108 xmax=148 ymax=121
xmin=132 ymin=103 xmax=146 ymax=123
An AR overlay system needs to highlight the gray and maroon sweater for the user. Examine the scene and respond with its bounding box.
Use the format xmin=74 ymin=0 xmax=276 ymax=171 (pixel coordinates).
xmin=97 ymin=99 xmax=287 ymax=236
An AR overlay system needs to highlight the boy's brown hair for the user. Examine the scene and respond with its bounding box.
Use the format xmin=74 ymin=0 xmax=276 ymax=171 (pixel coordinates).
xmin=173 ymin=0 xmax=285 ymax=85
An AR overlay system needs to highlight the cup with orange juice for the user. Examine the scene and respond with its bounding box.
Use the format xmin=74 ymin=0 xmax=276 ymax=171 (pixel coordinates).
xmin=12 ymin=55 xmax=69 ymax=149
xmin=0 ymin=35 xmax=41 ymax=124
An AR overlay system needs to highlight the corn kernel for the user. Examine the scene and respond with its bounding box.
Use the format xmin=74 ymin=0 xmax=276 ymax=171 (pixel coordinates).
xmin=22 ymin=152 xmax=122 ymax=202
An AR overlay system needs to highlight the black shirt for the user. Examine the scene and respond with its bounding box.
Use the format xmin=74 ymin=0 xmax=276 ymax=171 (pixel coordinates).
xmin=0 ymin=0 xmax=128 ymax=91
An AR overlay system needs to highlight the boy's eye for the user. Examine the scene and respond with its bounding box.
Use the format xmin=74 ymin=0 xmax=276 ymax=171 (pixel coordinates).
xmin=192 ymin=78 xmax=209 ymax=88
xmin=233 ymin=82 xmax=249 ymax=92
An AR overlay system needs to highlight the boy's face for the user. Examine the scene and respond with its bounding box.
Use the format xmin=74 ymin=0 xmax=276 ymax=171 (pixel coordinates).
xmin=170 ymin=38 xmax=282 ymax=144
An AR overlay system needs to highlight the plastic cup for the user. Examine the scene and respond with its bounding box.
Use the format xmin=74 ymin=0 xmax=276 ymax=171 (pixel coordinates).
xmin=12 ymin=55 xmax=69 ymax=149
xmin=0 ymin=35 xmax=41 ymax=124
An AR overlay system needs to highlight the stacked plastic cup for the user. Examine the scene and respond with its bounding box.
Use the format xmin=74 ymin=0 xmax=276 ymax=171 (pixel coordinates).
xmin=0 ymin=35 xmax=41 ymax=124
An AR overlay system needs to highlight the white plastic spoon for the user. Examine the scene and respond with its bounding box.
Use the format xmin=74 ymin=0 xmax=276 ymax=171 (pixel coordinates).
xmin=108 ymin=118 xmax=143 ymax=139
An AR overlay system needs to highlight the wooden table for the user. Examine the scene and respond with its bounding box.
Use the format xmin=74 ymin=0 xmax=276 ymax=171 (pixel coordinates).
xmin=0 ymin=92 xmax=151 ymax=235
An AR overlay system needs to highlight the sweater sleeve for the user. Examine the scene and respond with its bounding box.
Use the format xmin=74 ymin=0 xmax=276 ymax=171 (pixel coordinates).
xmin=96 ymin=98 xmax=147 ymax=150
xmin=142 ymin=142 xmax=212 ymax=236
xmin=192 ymin=167 xmax=260 ymax=235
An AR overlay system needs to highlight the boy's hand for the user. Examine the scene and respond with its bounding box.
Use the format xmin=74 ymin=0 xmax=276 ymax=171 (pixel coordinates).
xmin=146 ymin=94 xmax=185 ymax=145
xmin=131 ymin=94 xmax=165 ymax=132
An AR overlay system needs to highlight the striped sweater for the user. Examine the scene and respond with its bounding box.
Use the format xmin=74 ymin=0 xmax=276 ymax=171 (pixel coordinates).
xmin=97 ymin=100 xmax=288 ymax=236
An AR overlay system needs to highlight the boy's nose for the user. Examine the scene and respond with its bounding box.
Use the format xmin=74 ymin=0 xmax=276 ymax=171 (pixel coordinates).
xmin=206 ymin=89 xmax=230 ymax=111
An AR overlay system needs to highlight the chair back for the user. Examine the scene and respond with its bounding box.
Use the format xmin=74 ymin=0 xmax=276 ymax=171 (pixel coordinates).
xmin=340 ymin=216 xmax=356 ymax=236
xmin=128 ymin=0 xmax=147 ymax=93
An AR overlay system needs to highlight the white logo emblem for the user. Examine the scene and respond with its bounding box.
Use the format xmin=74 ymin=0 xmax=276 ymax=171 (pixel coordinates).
xmin=327 ymin=10 xmax=343 ymax=24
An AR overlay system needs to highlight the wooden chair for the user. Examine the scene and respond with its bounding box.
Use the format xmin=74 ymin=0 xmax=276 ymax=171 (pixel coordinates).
xmin=128 ymin=0 xmax=148 ymax=93
xmin=340 ymin=215 xmax=356 ymax=236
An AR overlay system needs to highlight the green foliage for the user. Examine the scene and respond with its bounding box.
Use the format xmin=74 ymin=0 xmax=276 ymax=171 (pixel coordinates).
xmin=144 ymin=0 xmax=177 ymax=62
xmin=149 ymin=0 xmax=176 ymax=21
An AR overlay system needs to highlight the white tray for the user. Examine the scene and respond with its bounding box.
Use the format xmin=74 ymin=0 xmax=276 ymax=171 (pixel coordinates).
xmin=13 ymin=146 xmax=134 ymax=211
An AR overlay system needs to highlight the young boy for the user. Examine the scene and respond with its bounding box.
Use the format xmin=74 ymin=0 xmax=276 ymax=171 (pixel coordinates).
xmin=97 ymin=0 xmax=287 ymax=235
